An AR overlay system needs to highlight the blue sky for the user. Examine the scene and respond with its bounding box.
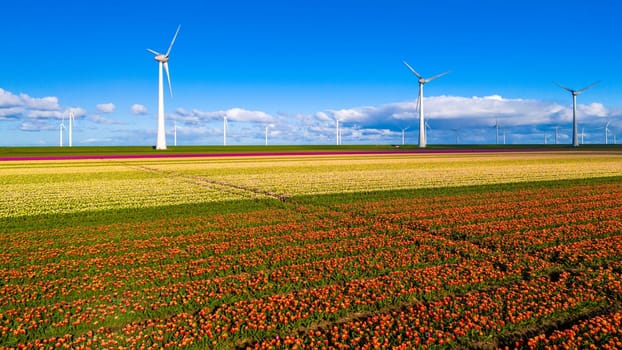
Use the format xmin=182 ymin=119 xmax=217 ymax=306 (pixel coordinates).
xmin=1 ymin=0 xmax=621 ymax=146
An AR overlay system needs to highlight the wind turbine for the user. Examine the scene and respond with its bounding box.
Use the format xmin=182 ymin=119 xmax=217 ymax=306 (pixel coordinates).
xmin=147 ymin=25 xmax=181 ymax=150
xmin=68 ymin=111 xmax=74 ymax=147
xmin=581 ymin=127 xmax=585 ymax=144
xmin=494 ymin=118 xmax=500 ymax=145
xmin=174 ymin=122 xmax=177 ymax=146
xmin=223 ymin=116 xmax=228 ymax=146
xmin=401 ymin=127 xmax=409 ymax=145
xmin=265 ymin=125 xmax=269 ymax=146
xmin=554 ymin=126 xmax=559 ymax=145
xmin=543 ymin=130 xmax=547 ymax=145
xmin=605 ymin=121 xmax=611 ymax=144
xmin=421 ymin=120 xmax=432 ymax=144
xmin=335 ymin=118 xmax=341 ymax=145
xmin=403 ymin=61 xmax=449 ymax=148
xmin=59 ymin=118 xmax=65 ymax=147
xmin=555 ymin=81 xmax=600 ymax=147
xmin=503 ymin=128 xmax=507 ymax=145
xmin=453 ymin=128 xmax=461 ymax=144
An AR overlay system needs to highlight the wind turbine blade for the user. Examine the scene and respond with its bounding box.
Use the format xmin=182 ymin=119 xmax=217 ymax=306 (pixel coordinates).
xmin=576 ymin=80 xmax=601 ymax=94
xmin=425 ymin=71 xmax=450 ymax=83
xmin=147 ymin=48 xmax=161 ymax=56
xmin=403 ymin=61 xmax=423 ymax=79
xmin=554 ymin=82 xmax=574 ymax=93
xmin=165 ymin=25 xmax=181 ymax=57
xmin=164 ymin=62 xmax=173 ymax=97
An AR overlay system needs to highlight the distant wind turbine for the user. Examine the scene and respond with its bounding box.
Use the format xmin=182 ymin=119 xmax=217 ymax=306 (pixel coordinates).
xmin=422 ymin=120 xmax=432 ymax=144
xmin=59 ymin=118 xmax=65 ymax=147
xmin=223 ymin=116 xmax=228 ymax=146
xmin=401 ymin=127 xmax=409 ymax=145
xmin=147 ymin=25 xmax=181 ymax=150
xmin=605 ymin=121 xmax=611 ymax=144
xmin=544 ymin=130 xmax=547 ymax=145
xmin=335 ymin=118 xmax=341 ymax=145
xmin=174 ymin=122 xmax=177 ymax=146
xmin=554 ymin=126 xmax=560 ymax=145
xmin=555 ymin=80 xmax=600 ymax=147
xmin=403 ymin=61 xmax=449 ymax=148
xmin=494 ymin=118 xmax=500 ymax=145
xmin=581 ymin=127 xmax=585 ymax=144
xmin=265 ymin=125 xmax=269 ymax=146
xmin=453 ymin=128 xmax=461 ymax=144
xmin=68 ymin=111 xmax=74 ymax=147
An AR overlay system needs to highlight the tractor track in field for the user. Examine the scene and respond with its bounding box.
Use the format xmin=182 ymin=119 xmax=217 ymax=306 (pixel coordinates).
xmin=128 ymin=164 xmax=291 ymax=202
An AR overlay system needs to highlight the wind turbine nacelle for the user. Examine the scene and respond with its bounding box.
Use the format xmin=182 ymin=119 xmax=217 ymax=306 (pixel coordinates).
xmin=155 ymin=55 xmax=169 ymax=63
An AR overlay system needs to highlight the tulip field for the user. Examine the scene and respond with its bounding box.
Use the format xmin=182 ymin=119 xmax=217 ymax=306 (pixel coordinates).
xmin=1 ymin=149 xmax=621 ymax=349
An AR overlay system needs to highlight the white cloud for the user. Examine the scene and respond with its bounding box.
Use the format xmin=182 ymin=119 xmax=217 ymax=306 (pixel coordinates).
xmin=578 ymin=103 xmax=608 ymax=118
xmin=315 ymin=111 xmax=331 ymax=121
xmin=172 ymin=108 xmax=219 ymax=123
xmin=131 ymin=104 xmax=148 ymax=115
xmin=66 ymin=107 xmax=88 ymax=118
xmin=0 ymin=107 xmax=24 ymax=119
xmin=330 ymin=107 xmax=372 ymax=123
xmin=0 ymin=88 xmax=72 ymax=128
xmin=81 ymin=137 xmax=114 ymax=144
xmin=89 ymin=115 xmax=124 ymax=125
xmin=225 ymin=108 xmax=273 ymax=123
xmin=96 ymin=103 xmax=115 ymax=113
xmin=20 ymin=93 xmax=60 ymax=110
xmin=27 ymin=110 xmax=63 ymax=119
xmin=172 ymin=107 xmax=275 ymax=124
xmin=0 ymin=89 xmax=21 ymax=107
xmin=318 ymin=95 xmax=615 ymax=131
xmin=19 ymin=120 xmax=55 ymax=132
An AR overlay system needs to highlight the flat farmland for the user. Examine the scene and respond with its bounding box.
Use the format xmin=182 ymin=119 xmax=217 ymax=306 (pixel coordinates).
xmin=1 ymin=150 xmax=621 ymax=349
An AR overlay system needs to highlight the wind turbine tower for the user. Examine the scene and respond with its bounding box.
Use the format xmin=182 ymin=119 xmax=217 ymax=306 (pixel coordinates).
xmin=147 ymin=25 xmax=180 ymax=150
xmin=223 ymin=116 xmax=228 ymax=146
xmin=494 ymin=118 xmax=499 ymax=145
xmin=401 ymin=127 xmax=409 ymax=145
xmin=59 ymin=119 xmax=65 ymax=147
xmin=68 ymin=111 xmax=74 ymax=147
xmin=174 ymin=122 xmax=177 ymax=146
xmin=265 ymin=125 xmax=269 ymax=146
xmin=605 ymin=121 xmax=611 ymax=144
xmin=555 ymin=81 xmax=599 ymax=147
xmin=554 ymin=126 xmax=559 ymax=145
xmin=403 ymin=61 xmax=449 ymax=148
xmin=335 ymin=118 xmax=341 ymax=145
xmin=453 ymin=128 xmax=460 ymax=144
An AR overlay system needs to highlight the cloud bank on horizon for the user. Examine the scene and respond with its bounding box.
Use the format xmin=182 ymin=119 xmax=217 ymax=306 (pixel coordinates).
xmin=0 ymin=86 xmax=619 ymax=146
